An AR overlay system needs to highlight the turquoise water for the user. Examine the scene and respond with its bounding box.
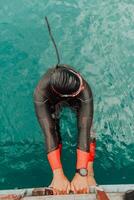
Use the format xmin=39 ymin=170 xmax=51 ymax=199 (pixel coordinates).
xmin=0 ymin=0 xmax=134 ymax=189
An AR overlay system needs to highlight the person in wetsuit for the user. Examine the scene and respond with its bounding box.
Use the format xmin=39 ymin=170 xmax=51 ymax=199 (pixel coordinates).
xmin=33 ymin=64 xmax=96 ymax=194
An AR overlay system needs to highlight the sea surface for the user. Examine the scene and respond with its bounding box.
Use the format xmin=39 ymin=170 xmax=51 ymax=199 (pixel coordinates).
xmin=0 ymin=0 xmax=134 ymax=189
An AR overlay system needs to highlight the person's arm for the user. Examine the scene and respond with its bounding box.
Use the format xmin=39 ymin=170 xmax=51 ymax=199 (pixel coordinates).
xmin=34 ymin=72 xmax=71 ymax=194
xmin=76 ymin=81 xmax=94 ymax=169
xmin=33 ymin=71 xmax=62 ymax=171
xmin=71 ymin=81 xmax=95 ymax=194
xmin=77 ymin=81 xmax=96 ymax=185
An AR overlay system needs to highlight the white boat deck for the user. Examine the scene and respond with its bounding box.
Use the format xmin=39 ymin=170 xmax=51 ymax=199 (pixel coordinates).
xmin=23 ymin=193 xmax=124 ymax=200
xmin=0 ymin=185 xmax=134 ymax=200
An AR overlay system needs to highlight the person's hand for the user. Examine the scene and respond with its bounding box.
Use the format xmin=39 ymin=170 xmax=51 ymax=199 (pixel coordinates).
xmin=71 ymin=173 xmax=89 ymax=194
xmin=49 ymin=168 xmax=70 ymax=195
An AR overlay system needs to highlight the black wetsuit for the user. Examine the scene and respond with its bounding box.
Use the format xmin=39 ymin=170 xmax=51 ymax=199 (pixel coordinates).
xmin=33 ymin=65 xmax=93 ymax=154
